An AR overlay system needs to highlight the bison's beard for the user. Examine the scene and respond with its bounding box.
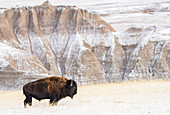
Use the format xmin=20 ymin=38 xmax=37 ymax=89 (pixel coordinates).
xmin=69 ymin=95 xmax=74 ymax=99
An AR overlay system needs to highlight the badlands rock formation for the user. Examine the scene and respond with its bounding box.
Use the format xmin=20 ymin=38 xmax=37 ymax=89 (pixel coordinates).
xmin=0 ymin=1 xmax=169 ymax=85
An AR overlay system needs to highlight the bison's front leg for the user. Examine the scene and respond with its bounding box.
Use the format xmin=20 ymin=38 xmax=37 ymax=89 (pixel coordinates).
xmin=49 ymin=98 xmax=58 ymax=106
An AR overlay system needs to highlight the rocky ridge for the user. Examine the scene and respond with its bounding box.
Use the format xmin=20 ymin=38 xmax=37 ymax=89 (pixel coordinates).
xmin=0 ymin=1 xmax=169 ymax=86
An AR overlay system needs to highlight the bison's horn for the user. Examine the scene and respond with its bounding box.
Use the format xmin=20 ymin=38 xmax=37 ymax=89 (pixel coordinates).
xmin=70 ymin=80 xmax=73 ymax=86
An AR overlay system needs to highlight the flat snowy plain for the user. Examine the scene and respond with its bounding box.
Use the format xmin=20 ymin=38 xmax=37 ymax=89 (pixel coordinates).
xmin=0 ymin=81 xmax=170 ymax=115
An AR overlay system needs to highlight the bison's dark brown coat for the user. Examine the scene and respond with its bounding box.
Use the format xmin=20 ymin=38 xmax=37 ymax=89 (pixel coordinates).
xmin=23 ymin=76 xmax=77 ymax=108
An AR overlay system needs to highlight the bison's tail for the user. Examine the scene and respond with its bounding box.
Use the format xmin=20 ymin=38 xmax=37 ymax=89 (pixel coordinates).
xmin=23 ymin=84 xmax=28 ymax=95
xmin=23 ymin=85 xmax=26 ymax=95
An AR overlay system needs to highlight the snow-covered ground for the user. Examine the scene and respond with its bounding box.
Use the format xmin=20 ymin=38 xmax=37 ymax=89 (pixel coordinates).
xmin=0 ymin=80 xmax=170 ymax=115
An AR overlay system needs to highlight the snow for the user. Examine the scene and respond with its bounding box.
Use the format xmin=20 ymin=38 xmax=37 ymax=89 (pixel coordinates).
xmin=29 ymin=33 xmax=46 ymax=59
xmin=0 ymin=59 xmax=9 ymax=68
xmin=0 ymin=0 xmax=169 ymax=33
xmin=159 ymin=28 xmax=170 ymax=35
xmin=0 ymin=0 xmax=169 ymax=113
xmin=0 ymin=81 xmax=170 ymax=114
xmin=0 ymin=42 xmax=49 ymax=74
xmin=75 ymin=33 xmax=89 ymax=52
xmin=117 ymin=26 xmax=155 ymax=46
xmin=0 ymin=42 xmax=28 ymax=59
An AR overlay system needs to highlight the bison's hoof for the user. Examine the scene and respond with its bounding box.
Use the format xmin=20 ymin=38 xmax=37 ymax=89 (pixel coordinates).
xmin=53 ymin=102 xmax=58 ymax=106
xmin=50 ymin=102 xmax=58 ymax=106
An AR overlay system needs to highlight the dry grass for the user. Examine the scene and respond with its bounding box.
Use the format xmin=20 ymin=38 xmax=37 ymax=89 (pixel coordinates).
xmin=0 ymin=80 xmax=170 ymax=115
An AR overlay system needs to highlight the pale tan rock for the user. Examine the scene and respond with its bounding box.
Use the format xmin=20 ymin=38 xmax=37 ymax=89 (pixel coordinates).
xmin=0 ymin=1 xmax=169 ymax=85
xmin=0 ymin=1 xmax=116 ymax=84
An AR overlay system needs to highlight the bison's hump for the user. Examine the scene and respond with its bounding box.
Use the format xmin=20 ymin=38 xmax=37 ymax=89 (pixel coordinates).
xmin=37 ymin=76 xmax=67 ymax=82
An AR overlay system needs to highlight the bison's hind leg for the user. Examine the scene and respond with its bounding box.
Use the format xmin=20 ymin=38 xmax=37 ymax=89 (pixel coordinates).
xmin=28 ymin=97 xmax=32 ymax=106
xmin=24 ymin=96 xmax=32 ymax=108
xmin=49 ymin=98 xmax=58 ymax=106
xmin=24 ymin=99 xmax=27 ymax=108
xmin=49 ymin=101 xmax=58 ymax=106
xmin=24 ymin=98 xmax=29 ymax=108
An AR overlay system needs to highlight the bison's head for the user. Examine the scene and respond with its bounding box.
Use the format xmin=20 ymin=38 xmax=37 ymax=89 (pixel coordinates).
xmin=66 ymin=80 xmax=77 ymax=99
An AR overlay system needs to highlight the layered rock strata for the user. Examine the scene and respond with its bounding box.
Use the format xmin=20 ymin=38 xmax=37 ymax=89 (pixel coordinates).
xmin=0 ymin=1 xmax=169 ymax=85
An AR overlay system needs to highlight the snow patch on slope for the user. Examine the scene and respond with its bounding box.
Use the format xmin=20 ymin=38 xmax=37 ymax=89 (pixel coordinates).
xmin=117 ymin=26 xmax=156 ymax=46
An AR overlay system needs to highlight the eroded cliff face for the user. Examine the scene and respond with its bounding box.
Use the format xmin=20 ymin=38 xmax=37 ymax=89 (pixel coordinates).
xmin=0 ymin=1 xmax=169 ymax=85
xmin=118 ymin=27 xmax=170 ymax=80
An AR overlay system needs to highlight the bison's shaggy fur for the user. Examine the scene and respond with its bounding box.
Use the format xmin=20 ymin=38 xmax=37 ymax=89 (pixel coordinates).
xmin=23 ymin=76 xmax=77 ymax=108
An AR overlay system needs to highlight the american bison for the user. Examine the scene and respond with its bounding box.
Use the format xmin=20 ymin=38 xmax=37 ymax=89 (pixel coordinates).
xmin=23 ymin=76 xmax=77 ymax=108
